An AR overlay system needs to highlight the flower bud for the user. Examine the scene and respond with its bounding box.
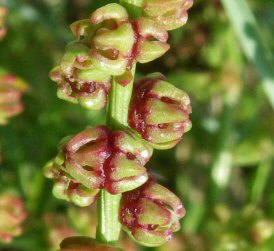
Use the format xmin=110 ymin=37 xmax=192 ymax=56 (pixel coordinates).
xmin=50 ymin=43 xmax=111 ymax=110
xmin=104 ymin=130 xmax=152 ymax=194
xmin=89 ymin=4 xmax=169 ymax=77
xmin=142 ymin=0 xmax=193 ymax=30
xmin=134 ymin=18 xmax=169 ymax=64
xmin=45 ymin=126 xmax=153 ymax=205
xmin=44 ymin=160 xmax=100 ymax=207
xmin=129 ymin=73 xmax=192 ymax=149
xmin=62 ymin=126 xmax=110 ymax=190
xmin=120 ymin=180 xmax=185 ymax=247
xmin=44 ymin=126 xmax=109 ymax=206
xmin=0 ymin=74 xmax=28 ymax=125
xmin=90 ymin=4 xmax=134 ymax=76
xmin=58 ymin=236 xmax=124 ymax=251
xmin=0 ymin=7 xmax=7 ymax=40
xmin=0 ymin=195 xmax=27 ymax=243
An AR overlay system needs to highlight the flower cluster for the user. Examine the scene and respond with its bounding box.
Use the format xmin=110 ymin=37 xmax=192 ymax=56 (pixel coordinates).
xmin=46 ymin=1 xmax=194 ymax=248
xmin=0 ymin=6 xmax=7 ymax=40
xmin=0 ymin=74 xmax=28 ymax=125
xmin=89 ymin=4 xmax=169 ymax=75
xmin=129 ymin=73 xmax=192 ymax=149
xmin=58 ymin=236 xmax=124 ymax=251
xmin=0 ymin=195 xmax=27 ymax=243
xmin=44 ymin=126 xmax=152 ymax=206
xmin=50 ymin=3 xmax=169 ymax=109
xmin=120 ymin=180 xmax=185 ymax=247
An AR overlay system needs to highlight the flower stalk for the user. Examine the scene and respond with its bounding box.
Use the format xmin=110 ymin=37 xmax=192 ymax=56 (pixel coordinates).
xmin=97 ymin=64 xmax=136 ymax=244
xmin=45 ymin=1 xmax=193 ymax=249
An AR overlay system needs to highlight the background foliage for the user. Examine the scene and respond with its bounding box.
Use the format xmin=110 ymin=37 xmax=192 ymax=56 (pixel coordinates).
xmin=0 ymin=0 xmax=273 ymax=250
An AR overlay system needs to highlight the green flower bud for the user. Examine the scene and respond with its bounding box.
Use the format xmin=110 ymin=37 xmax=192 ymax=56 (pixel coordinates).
xmin=132 ymin=0 xmax=193 ymax=30
xmin=90 ymin=4 xmax=134 ymax=76
xmin=120 ymin=180 xmax=185 ymax=247
xmin=105 ymin=130 xmax=152 ymax=194
xmin=0 ymin=7 xmax=7 ymax=40
xmin=58 ymin=236 xmax=124 ymax=251
xmin=0 ymin=74 xmax=28 ymax=125
xmin=0 ymin=195 xmax=27 ymax=243
xmin=44 ymin=159 xmax=100 ymax=207
xmin=135 ymin=17 xmax=170 ymax=63
xmin=129 ymin=73 xmax=192 ymax=149
xmin=50 ymin=43 xmax=111 ymax=110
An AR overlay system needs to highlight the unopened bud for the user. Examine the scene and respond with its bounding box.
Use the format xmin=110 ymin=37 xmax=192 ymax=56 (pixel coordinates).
xmin=143 ymin=0 xmax=193 ymax=30
xmin=104 ymin=130 xmax=152 ymax=194
xmin=129 ymin=73 xmax=192 ymax=149
xmin=120 ymin=180 xmax=185 ymax=247
xmin=50 ymin=43 xmax=111 ymax=110
xmin=44 ymin=126 xmax=153 ymax=205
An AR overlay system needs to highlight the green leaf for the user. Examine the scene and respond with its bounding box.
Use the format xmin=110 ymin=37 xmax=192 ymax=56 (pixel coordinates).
xmin=221 ymin=0 xmax=274 ymax=109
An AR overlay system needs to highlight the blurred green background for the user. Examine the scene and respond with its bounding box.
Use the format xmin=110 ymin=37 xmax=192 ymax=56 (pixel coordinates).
xmin=0 ymin=0 xmax=274 ymax=250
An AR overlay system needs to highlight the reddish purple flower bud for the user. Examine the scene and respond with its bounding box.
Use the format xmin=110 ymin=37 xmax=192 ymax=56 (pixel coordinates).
xmin=0 ymin=7 xmax=7 ymax=40
xmin=44 ymin=126 xmax=109 ymax=206
xmin=0 ymin=195 xmax=27 ymax=243
xmin=58 ymin=236 xmax=124 ymax=251
xmin=104 ymin=130 xmax=152 ymax=194
xmin=129 ymin=73 xmax=192 ymax=149
xmin=0 ymin=74 xmax=28 ymax=125
xmin=50 ymin=43 xmax=111 ymax=110
xmin=63 ymin=126 xmax=110 ymax=190
xmin=44 ymin=126 xmax=153 ymax=205
xmin=120 ymin=180 xmax=185 ymax=247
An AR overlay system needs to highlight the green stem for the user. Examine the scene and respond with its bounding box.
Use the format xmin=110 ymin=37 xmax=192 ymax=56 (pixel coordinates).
xmin=96 ymin=65 xmax=136 ymax=244
xmin=250 ymin=159 xmax=272 ymax=204
xmin=107 ymin=64 xmax=136 ymax=129
xmin=96 ymin=191 xmax=122 ymax=244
